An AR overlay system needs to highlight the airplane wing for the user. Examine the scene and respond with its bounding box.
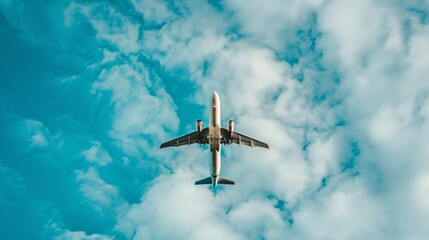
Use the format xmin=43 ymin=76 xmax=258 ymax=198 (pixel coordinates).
xmin=221 ymin=128 xmax=269 ymax=149
xmin=160 ymin=128 xmax=209 ymax=148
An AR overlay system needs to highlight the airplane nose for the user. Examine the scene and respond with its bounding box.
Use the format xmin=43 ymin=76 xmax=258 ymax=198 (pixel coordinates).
xmin=212 ymin=92 xmax=219 ymax=106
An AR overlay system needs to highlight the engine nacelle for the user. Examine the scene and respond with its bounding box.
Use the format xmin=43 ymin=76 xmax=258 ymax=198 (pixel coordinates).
xmin=227 ymin=120 xmax=234 ymax=137
xmin=196 ymin=120 xmax=203 ymax=133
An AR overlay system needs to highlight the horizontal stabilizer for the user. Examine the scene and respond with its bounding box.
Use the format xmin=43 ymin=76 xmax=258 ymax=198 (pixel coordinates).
xmin=195 ymin=177 xmax=212 ymax=185
xmin=218 ymin=177 xmax=235 ymax=185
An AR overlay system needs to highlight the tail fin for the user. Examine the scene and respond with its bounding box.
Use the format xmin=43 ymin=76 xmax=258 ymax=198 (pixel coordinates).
xmin=195 ymin=177 xmax=212 ymax=185
xmin=218 ymin=177 xmax=235 ymax=185
xmin=194 ymin=176 xmax=235 ymax=186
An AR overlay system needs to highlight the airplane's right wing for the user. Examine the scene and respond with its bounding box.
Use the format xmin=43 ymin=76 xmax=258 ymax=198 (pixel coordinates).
xmin=221 ymin=128 xmax=269 ymax=149
xmin=160 ymin=128 xmax=209 ymax=148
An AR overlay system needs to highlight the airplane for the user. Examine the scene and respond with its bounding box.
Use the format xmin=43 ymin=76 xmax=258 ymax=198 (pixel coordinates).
xmin=160 ymin=91 xmax=269 ymax=187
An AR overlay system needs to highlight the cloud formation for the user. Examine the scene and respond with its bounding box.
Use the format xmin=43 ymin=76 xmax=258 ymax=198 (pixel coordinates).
xmin=1 ymin=0 xmax=429 ymax=239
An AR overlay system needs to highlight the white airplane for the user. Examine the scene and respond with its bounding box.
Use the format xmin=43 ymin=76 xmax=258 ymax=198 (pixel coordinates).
xmin=160 ymin=92 xmax=269 ymax=187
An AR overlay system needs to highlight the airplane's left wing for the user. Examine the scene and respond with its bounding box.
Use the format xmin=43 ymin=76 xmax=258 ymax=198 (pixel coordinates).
xmin=160 ymin=128 xmax=209 ymax=148
xmin=221 ymin=128 xmax=269 ymax=149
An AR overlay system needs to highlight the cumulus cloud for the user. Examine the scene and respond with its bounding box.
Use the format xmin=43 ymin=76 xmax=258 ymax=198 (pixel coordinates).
xmin=293 ymin=177 xmax=388 ymax=240
xmin=115 ymin=168 xmax=245 ymax=240
xmin=2 ymin=0 xmax=429 ymax=239
xmin=227 ymin=198 xmax=289 ymax=239
xmin=65 ymin=2 xmax=181 ymax=161
xmin=112 ymin=0 xmax=429 ymax=239
xmin=109 ymin=1 xmax=330 ymax=239
xmin=93 ymin=62 xmax=179 ymax=158
xmin=315 ymin=0 xmax=429 ymax=238
xmin=138 ymin=1 xmax=229 ymax=72
xmin=318 ymin=0 xmax=390 ymax=69
xmin=225 ymin=0 xmax=323 ymax=49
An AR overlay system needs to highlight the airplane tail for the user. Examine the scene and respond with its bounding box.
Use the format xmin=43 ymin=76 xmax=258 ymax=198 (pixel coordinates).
xmin=218 ymin=177 xmax=235 ymax=185
xmin=195 ymin=176 xmax=235 ymax=186
xmin=195 ymin=177 xmax=212 ymax=185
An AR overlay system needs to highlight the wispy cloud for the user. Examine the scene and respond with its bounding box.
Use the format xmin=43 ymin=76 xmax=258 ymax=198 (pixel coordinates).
xmin=81 ymin=141 xmax=112 ymax=166
xmin=75 ymin=167 xmax=121 ymax=210
xmin=51 ymin=223 xmax=114 ymax=240
xmin=1 ymin=0 xmax=429 ymax=239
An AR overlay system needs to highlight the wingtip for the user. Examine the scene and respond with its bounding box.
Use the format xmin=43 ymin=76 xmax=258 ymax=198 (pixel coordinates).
xmin=267 ymin=145 xmax=270 ymax=150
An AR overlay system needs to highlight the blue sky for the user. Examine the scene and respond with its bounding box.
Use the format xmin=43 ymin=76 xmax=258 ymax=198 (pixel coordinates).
xmin=1 ymin=0 xmax=429 ymax=239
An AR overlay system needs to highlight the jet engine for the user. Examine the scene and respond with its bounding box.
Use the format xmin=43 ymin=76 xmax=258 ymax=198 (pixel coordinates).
xmin=196 ymin=120 xmax=203 ymax=134
xmin=227 ymin=120 xmax=234 ymax=137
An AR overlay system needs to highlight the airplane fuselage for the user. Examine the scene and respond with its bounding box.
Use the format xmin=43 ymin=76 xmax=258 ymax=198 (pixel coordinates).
xmin=209 ymin=92 xmax=221 ymax=187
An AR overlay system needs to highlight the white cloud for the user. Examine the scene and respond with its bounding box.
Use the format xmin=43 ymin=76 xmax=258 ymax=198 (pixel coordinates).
xmin=131 ymin=0 xmax=174 ymax=24
xmin=30 ymin=132 xmax=48 ymax=147
xmin=125 ymin=0 xmax=429 ymax=238
xmin=81 ymin=141 xmax=112 ymax=166
xmin=60 ymin=0 xmax=429 ymax=239
xmin=307 ymin=133 xmax=339 ymax=183
xmin=318 ymin=0 xmax=390 ymax=69
xmin=225 ymin=0 xmax=324 ymax=49
xmin=51 ymin=223 xmax=113 ymax=240
xmin=406 ymin=23 xmax=429 ymax=80
xmin=227 ymin=198 xmax=289 ymax=239
xmin=115 ymin=168 xmax=245 ymax=240
xmin=109 ymin=1 xmax=338 ymax=239
xmin=413 ymin=173 xmax=429 ymax=213
xmin=11 ymin=118 xmax=59 ymax=149
xmin=315 ymin=1 xmax=429 ymax=238
xmin=75 ymin=167 xmax=121 ymax=210
xmin=63 ymin=2 xmax=181 ymax=160
xmin=25 ymin=119 xmax=50 ymax=147
xmin=368 ymin=102 xmax=413 ymax=143
xmin=193 ymin=42 xmax=290 ymax=113
xmin=93 ymin=61 xmax=179 ymax=158
xmin=65 ymin=2 xmax=141 ymax=53
xmin=101 ymin=49 xmax=118 ymax=64
xmin=140 ymin=1 xmax=229 ymax=73
xmin=293 ymin=177 xmax=388 ymax=240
